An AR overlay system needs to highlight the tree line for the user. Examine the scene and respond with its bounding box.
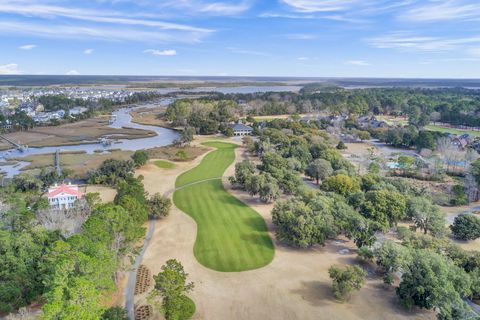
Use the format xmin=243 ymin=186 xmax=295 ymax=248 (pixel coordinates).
xmin=0 ymin=150 xmax=172 ymax=318
xmin=169 ymin=87 xmax=480 ymax=129
xmin=234 ymin=118 xmax=480 ymax=319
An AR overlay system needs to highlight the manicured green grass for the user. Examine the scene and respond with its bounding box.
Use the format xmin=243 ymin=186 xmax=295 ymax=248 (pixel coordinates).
xmin=173 ymin=142 xmax=274 ymax=272
xmin=425 ymin=124 xmax=480 ymax=137
xmin=175 ymin=142 xmax=237 ymax=188
xmin=154 ymin=160 xmax=176 ymax=169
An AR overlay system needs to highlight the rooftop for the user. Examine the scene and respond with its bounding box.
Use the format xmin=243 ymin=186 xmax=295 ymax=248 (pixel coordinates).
xmin=48 ymin=183 xmax=83 ymax=198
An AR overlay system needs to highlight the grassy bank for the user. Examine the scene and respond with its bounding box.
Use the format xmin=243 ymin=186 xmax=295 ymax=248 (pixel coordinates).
xmin=0 ymin=117 xmax=156 ymax=150
xmin=14 ymin=150 xmax=133 ymax=176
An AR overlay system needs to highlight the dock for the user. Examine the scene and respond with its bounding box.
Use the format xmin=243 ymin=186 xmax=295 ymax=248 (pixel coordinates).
xmin=0 ymin=134 xmax=28 ymax=152
xmin=55 ymin=149 xmax=62 ymax=176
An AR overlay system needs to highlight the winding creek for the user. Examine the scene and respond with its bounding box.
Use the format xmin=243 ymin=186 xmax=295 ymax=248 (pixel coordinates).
xmin=0 ymin=85 xmax=302 ymax=178
xmin=0 ymin=100 xmax=179 ymax=178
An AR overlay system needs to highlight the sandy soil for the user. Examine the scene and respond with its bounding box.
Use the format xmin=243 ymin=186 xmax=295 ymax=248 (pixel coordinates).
xmin=136 ymin=141 xmax=434 ymax=320
xmin=341 ymin=142 xmax=376 ymax=174
xmin=84 ymin=185 xmax=117 ymax=203
xmin=440 ymin=203 xmax=480 ymax=251
xmin=0 ymin=117 xmax=155 ymax=149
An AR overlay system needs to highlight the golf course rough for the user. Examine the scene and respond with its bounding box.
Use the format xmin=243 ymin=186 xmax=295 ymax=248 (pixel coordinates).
xmin=173 ymin=142 xmax=274 ymax=272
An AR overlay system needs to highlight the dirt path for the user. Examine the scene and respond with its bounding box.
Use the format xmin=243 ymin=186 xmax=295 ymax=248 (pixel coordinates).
xmin=133 ymin=140 xmax=435 ymax=320
xmin=440 ymin=203 xmax=480 ymax=251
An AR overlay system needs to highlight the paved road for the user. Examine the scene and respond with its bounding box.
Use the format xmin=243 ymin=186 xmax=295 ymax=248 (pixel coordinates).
xmin=124 ymin=176 xmax=223 ymax=319
xmin=125 ymin=218 xmax=155 ymax=319
xmin=445 ymin=204 xmax=480 ymax=224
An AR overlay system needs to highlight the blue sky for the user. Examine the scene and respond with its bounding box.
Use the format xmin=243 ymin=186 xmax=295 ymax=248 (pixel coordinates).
xmin=0 ymin=0 xmax=479 ymax=78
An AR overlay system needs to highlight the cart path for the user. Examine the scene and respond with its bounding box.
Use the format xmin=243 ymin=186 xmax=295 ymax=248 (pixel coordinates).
xmin=125 ymin=176 xmax=223 ymax=319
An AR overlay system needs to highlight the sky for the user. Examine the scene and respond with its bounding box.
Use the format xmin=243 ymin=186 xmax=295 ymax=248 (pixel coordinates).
xmin=0 ymin=0 xmax=479 ymax=78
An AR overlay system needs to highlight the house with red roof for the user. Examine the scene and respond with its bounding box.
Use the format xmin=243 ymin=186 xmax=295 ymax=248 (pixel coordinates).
xmin=47 ymin=183 xmax=84 ymax=209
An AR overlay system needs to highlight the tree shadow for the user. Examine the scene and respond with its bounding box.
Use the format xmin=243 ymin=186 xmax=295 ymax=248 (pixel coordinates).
xmin=290 ymin=280 xmax=337 ymax=306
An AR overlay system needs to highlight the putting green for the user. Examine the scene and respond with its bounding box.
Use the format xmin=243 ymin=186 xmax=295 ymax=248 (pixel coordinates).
xmin=173 ymin=142 xmax=274 ymax=272
xmin=154 ymin=160 xmax=176 ymax=169
xmin=175 ymin=142 xmax=237 ymax=188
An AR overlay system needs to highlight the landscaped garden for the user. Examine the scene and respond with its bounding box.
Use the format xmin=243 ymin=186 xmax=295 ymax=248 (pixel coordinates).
xmin=173 ymin=142 xmax=274 ymax=272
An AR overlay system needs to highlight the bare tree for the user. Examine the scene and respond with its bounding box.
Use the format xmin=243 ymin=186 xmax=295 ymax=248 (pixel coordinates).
xmin=436 ymin=137 xmax=463 ymax=173
xmin=36 ymin=199 xmax=91 ymax=237
xmin=464 ymin=173 xmax=479 ymax=202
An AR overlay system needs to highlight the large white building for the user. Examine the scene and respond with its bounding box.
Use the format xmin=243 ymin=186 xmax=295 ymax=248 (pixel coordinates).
xmin=229 ymin=123 xmax=253 ymax=136
xmin=47 ymin=183 xmax=84 ymax=209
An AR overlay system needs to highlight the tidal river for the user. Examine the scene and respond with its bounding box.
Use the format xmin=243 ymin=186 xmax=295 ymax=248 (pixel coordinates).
xmin=0 ymin=85 xmax=302 ymax=177
xmin=0 ymin=100 xmax=179 ymax=178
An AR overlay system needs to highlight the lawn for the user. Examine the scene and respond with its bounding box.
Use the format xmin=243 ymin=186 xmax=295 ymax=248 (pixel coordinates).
xmin=154 ymin=160 xmax=176 ymax=169
xmin=376 ymin=115 xmax=409 ymax=126
xmin=173 ymin=142 xmax=274 ymax=272
xmin=175 ymin=142 xmax=237 ymax=188
xmin=425 ymin=124 xmax=480 ymax=137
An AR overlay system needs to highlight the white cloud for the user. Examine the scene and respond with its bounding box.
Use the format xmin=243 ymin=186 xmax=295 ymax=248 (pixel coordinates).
xmin=401 ymin=0 xmax=480 ymax=22
xmin=0 ymin=2 xmax=213 ymax=43
xmin=0 ymin=21 xmax=207 ymax=43
xmin=84 ymin=48 xmax=94 ymax=54
xmin=66 ymin=70 xmax=80 ymax=75
xmin=368 ymin=33 xmax=480 ymax=52
xmin=281 ymin=0 xmax=362 ymax=12
xmin=468 ymin=48 xmax=480 ymax=57
xmin=0 ymin=63 xmax=20 ymax=74
xmin=345 ymin=60 xmax=370 ymax=66
xmin=258 ymin=12 xmax=315 ymax=19
xmin=152 ymin=0 xmax=251 ymax=16
xmin=297 ymin=57 xmax=309 ymax=61
xmin=144 ymin=49 xmax=177 ymax=56
xmin=420 ymin=57 xmax=480 ymax=64
xmin=19 ymin=44 xmax=36 ymax=50
xmin=0 ymin=2 xmax=210 ymax=32
xmin=278 ymin=0 xmax=414 ymax=21
xmin=227 ymin=47 xmax=270 ymax=56
xmin=198 ymin=1 xmax=251 ymax=15
xmin=285 ymin=33 xmax=317 ymax=40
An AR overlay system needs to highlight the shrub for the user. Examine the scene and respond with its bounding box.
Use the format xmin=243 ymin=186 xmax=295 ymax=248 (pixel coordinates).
xmin=336 ymin=141 xmax=347 ymax=150
xmin=450 ymin=184 xmax=468 ymax=206
xmin=328 ymin=265 xmax=366 ymax=301
xmin=451 ymin=214 xmax=480 ymax=241
xmin=149 ymin=193 xmax=172 ymax=219
xmin=131 ymin=150 xmax=149 ymax=168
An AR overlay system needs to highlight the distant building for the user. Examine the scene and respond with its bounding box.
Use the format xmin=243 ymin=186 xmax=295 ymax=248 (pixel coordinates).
xmin=229 ymin=122 xmax=253 ymax=136
xmin=69 ymin=107 xmax=88 ymax=116
xmin=33 ymin=110 xmax=66 ymax=123
xmin=358 ymin=116 xmax=387 ymax=129
xmin=47 ymin=183 xmax=84 ymax=209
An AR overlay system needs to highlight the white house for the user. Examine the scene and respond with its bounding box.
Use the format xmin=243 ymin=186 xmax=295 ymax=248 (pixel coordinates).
xmin=47 ymin=183 xmax=84 ymax=209
xmin=229 ymin=123 xmax=253 ymax=136
xmin=69 ymin=107 xmax=88 ymax=116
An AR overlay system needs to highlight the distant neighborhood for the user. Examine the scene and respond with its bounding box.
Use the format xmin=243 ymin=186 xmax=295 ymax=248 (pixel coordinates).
xmin=0 ymin=87 xmax=148 ymax=129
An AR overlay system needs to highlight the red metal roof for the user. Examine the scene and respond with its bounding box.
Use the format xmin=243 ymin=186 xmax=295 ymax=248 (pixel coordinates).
xmin=48 ymin=184 xmax=83 ymax=198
